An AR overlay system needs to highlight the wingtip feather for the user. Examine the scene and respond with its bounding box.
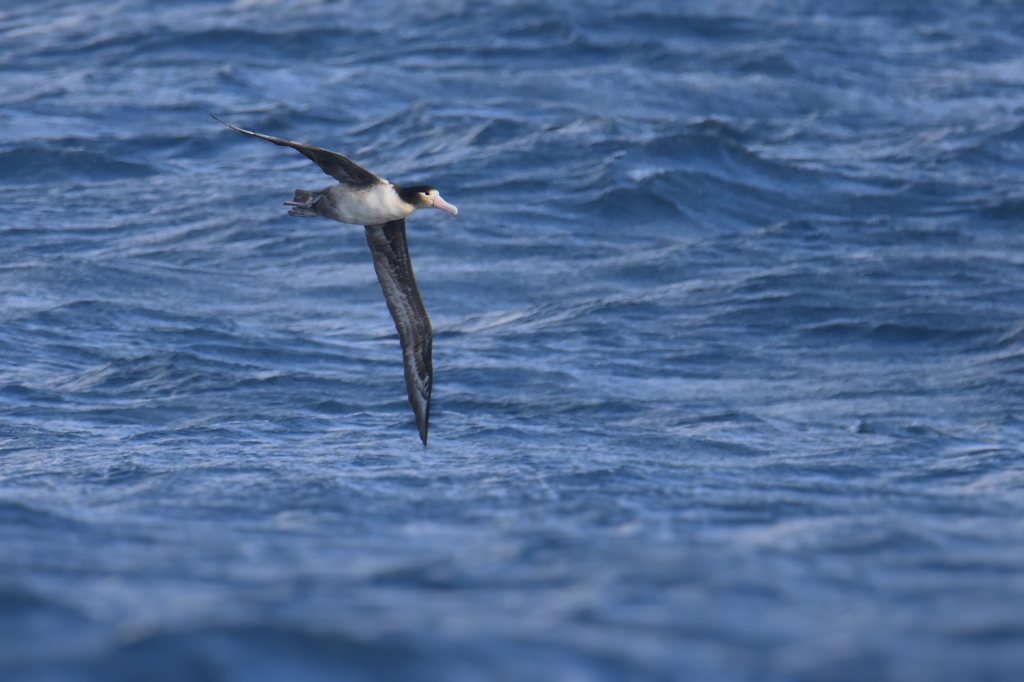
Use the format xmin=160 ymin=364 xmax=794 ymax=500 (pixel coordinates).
xmin=416 ymin=404 xmax=430 ymax=445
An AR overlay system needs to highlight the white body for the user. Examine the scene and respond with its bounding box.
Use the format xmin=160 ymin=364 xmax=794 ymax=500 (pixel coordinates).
xmin=321 ymin=182 xmax=413 ymax=225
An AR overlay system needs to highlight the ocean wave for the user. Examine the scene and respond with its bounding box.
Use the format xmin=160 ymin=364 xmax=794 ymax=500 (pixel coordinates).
xmin=798 ymin=320 xmax=990 ymax=347
xmin=0 ymin=148 xmax=156 ymax=185
xmin=2 ymin=1 xmax=1024 ymax=680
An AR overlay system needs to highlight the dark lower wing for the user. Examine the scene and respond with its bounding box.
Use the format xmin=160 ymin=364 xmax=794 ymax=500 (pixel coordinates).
xmin=212 ymin=115 xmax=381 ymax=188
xmin=364 ymin=220 xmax=433 ymax=445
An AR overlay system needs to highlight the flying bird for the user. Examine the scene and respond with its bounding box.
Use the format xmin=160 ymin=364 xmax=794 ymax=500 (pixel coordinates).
xmin=213 ymin=115 xmax=458 ymax=445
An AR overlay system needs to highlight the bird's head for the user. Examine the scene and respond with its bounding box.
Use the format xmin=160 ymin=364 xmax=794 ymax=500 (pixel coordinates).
xmin=397 ymin=184 xmax=459 ymax=216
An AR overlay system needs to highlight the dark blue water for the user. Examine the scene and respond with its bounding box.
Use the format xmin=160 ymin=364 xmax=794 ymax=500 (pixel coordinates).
xmin=2 ymin=1 xmax=1024 ymax=680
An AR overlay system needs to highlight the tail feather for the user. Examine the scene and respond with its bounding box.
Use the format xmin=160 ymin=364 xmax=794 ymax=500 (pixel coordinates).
xmin=285 ymin=189 xmax=321 ymax=217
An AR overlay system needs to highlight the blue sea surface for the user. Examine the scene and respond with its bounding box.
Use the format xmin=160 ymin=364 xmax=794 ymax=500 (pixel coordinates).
xmin=2 ymin=1 xmax=1024 ymax=680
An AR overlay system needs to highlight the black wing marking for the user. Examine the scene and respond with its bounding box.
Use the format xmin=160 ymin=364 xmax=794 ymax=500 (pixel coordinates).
xmin=212 ymin=115 xmax=382 ymax=188
xmin=364 ymin=220 xmax=433 ymax=445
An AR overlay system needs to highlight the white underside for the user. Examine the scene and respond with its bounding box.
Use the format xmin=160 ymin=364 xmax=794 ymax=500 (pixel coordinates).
xmin=325 ymin=183 xmax=412 ymax=225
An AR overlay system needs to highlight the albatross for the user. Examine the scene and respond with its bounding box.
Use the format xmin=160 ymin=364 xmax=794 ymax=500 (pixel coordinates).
xmin=213 ymin=115 xmax=457 ymax=445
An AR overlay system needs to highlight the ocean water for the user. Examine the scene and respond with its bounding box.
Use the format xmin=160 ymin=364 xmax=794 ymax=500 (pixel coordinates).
xmin=1 ymin=1 xmax=1023 ymax=680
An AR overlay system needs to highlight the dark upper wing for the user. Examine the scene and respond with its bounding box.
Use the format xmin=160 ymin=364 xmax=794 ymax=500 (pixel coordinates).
xmin=213 ymin=115 xmax=381 ymax=188
xmin=364 ymin=220 xmax=433 ymax=445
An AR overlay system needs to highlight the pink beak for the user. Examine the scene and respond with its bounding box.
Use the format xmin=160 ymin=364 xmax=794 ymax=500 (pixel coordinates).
xmin=431 ymin=193 xmax=459 ymax=216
